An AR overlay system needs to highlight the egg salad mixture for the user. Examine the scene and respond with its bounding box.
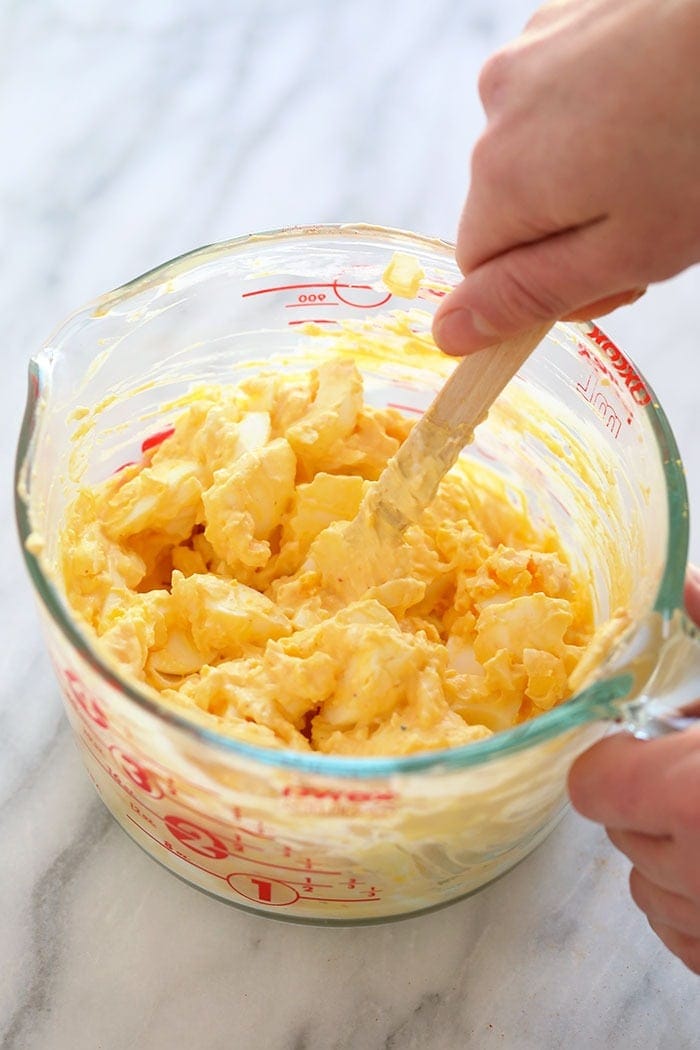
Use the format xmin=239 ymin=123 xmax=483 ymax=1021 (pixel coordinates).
xmin=61 ymin=359 xmax=594 ymax=756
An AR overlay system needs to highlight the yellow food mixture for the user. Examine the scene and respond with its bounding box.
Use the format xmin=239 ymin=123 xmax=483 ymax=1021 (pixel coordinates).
xmin=60 ymin=359 xmax=594 ymax=756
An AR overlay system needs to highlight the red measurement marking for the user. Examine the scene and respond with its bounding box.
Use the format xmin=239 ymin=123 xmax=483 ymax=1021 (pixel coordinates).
xmin=242 ymin=280 xmax=392 ymax=310
xmin=79 ymin=719 xmax=106 ymax=754
xmin=252 ymin=878 xmax=272 ymax=902
xmin=242 ymin=282 xmax=341 ymax=298
xmin=471 ymin=440 xmax=498 ymax=463
xmin=282 ymin=784 xmax=397 ymax=805
xmin=126 ymin=817 xmax=379 ymax=906
xmin=142 ymin=426 xmax=175 ymax=453
xmin=286 ymin=292 xmax=332 ymax=306
xmin=69 ymin=707 xmax=277 ymax=822
xmin=386 ymin=402 xmax=424 ymax=415
xmin=60 ymin=667 xmax=109 ymax=729
xmin=550 ymin=491 xmax=573 ymax=520
xmin=164 ymin=796 xmax=265 ymax=846
xmin=129 ymin=800 xmax=157 ymax=828
xmin=81 ymin=735 xmax=161 ymax=808
xmin=126 ymin=816 xmax=226 ymax=880
xmin=226 ymin=820 xmax=272 ymax=842
xmin=274 ymin=877 xmax=334 ymax=890
xmin=108 ymin=745 xmax=164 ymax=799
xmin=288 ymin=318 xmax=336 ymax=325
xmin=227 ymin=872 xmax=300 ymax=907
xmin=584 ymin=324 xmax=650 ymax=406
xmin=163 ymin=815 xmax=229 ymax=859
xmin=77 ymin=718 xmax=358 ymax=881
xmin=331 ymin=280 xmax=391 ymax=309
xmin=111 ymin=780 xmax=341 ymax=874
xmin=295 ymin=876 xmax=332 ymax=892
xmin=296 ymin=895 xmax=380 ymax=904
xmin=96 ymin=763 xmax=273 ymax=843
xmin=79 ymin=731 xmax=110 ymax=770
xmin=224 ymin=851 xmax=342 ymax=877
xmin=175 ymin=808 xmax=266 ymax=848
xmin=140 ymin=797 xmax=272 ymax=856
xmin=73 ymin=726 xmax=221 ymax=807
xmin=575 ymin=371 xmax=629 ymax=437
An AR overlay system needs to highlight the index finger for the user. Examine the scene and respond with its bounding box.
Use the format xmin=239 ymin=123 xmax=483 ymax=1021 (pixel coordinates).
xmin=568 ymin=728 xmax=700 ymax=836
xmin=454 ymin=150 xmax=554 ymax=275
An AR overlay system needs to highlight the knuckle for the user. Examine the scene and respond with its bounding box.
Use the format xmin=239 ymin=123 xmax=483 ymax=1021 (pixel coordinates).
xmin=469 ymin=132 xmax=488 ymax=173
xmin=468 ymin=131 xmax=514 ymax=209
xmin=477 ymin=48 xmax=512 ymax=107
xmin=470 ymin=130 xmax=510 ymax=196
xmin=523 ymin=1 xmax=556 ymax=32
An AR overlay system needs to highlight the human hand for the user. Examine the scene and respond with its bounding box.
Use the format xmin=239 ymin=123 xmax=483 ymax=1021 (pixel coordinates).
xmin=568 ymin=566 xmax=700 ymax=974
xmin=433 ymin=0 xmax=700 ymax=356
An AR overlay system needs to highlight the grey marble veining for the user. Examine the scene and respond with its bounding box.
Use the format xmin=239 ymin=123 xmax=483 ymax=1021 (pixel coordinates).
xmin=2 ymin=2 xmax=700 ymax=1048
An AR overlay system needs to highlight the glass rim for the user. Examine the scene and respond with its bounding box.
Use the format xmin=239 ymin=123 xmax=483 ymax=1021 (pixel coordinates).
xmin=14 ymin=223 xmax=690 ymax=778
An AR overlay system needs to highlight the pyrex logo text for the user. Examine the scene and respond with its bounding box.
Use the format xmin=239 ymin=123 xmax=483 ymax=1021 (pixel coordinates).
xmin=586 ymin=324 xmax=651 ymax=406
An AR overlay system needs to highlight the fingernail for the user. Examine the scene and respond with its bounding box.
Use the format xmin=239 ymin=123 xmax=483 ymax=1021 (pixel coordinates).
xmin=626 ymin=288 xmax=647 ymax=305
xmin=433 ymin=307 xmax=500 ymax=356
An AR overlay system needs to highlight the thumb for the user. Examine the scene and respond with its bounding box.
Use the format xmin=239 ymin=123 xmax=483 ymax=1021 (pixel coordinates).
xmin=433 ymin=220 xmax=641 ymax=355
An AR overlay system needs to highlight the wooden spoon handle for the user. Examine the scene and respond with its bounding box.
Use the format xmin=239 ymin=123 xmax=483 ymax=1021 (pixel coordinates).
xmin=370 ymin=323 xmax=551 ymax=532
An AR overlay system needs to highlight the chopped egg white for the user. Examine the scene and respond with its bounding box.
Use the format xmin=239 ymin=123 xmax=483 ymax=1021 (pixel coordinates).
xmin=60 ymin=360 xmax=594 ymax=756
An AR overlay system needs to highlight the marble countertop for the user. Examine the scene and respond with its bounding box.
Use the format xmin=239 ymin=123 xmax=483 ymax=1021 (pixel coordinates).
xmin=2 ymin=2 xmax=699 ymax=1047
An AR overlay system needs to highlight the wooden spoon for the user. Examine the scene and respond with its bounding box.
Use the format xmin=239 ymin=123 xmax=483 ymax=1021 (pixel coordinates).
xmin=333 ymin=323 xmax=551 ymax=596
xmin=363 ymin=323 xmax=551 ymax=533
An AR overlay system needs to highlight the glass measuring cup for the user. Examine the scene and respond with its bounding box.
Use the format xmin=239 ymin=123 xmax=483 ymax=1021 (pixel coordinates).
xmin=15 ymin=224 xmax=700 ymax=924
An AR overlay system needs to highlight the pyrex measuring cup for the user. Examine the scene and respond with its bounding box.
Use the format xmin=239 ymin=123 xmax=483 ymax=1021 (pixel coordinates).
xmin=15 ymin=224 xmax=700 ymax=924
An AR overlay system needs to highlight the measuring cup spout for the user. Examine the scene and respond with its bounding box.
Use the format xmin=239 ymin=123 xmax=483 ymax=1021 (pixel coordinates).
xmin=616 ymin=609 xmax=700 ymax=739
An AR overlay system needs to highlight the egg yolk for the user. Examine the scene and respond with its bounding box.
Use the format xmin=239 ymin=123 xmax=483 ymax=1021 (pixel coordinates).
xmin=60 ymin=359 xmax=594 ymax=756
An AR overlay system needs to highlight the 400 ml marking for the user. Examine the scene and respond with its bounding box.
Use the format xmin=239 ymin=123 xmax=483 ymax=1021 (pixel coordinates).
xmin=242 ymin=280 xmax=392 ymax=325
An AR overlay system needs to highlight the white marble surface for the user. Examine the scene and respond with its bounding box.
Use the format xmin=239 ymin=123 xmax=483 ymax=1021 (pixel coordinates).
xmin=2 ymin=2 xmax=700 ymax=1048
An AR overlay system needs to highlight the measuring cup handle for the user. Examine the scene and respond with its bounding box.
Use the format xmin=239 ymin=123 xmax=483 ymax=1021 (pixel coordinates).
xmin=621 ymin=610 xmax=700 ymax=740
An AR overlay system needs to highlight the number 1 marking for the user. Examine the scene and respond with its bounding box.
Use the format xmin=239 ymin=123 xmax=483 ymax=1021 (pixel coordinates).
xmin=251 ymin=877 xmax=272 ymax=903
xmin=226 ymin=872 xmax=300 ymax=906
